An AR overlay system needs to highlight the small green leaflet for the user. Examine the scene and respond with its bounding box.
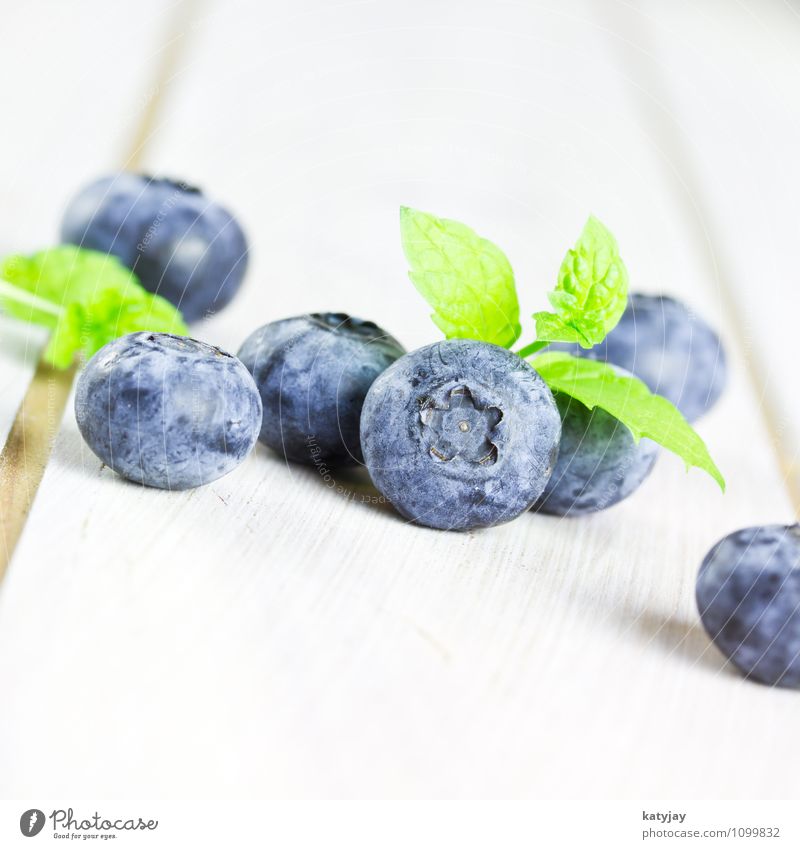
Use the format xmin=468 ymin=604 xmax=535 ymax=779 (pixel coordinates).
xmin=0 ymin=246 xmax=188 ymax=368
xmin=400 ymin=206 xmax=521 ymax=349
xmin=2 ymin=246 xmax=137 ymax=313
xmin=533 ymin=216 xmax=628 ymax=348
xmin=531 ymin=351 xmax=725 ymax=490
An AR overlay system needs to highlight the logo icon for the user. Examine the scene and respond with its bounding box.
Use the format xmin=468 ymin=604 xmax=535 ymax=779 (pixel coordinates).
xmin=19 ymin=809 xmax=46 ymax=837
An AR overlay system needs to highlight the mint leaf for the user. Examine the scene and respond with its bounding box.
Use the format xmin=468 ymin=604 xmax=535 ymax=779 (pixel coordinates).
xmin=532 ymin=216 xmax=628 ymax=348
xmin=531 ymin=351 xmax=725 ymax=490
xmin=400 ymin=206 xmax=521 ymax=348
xmin=0 ymin=246 xmax=188 ymax=368
xmin=45 ymin=288 xmax=188 ymax=369
xmin=1 ymin=246 xmax=139 ymax=312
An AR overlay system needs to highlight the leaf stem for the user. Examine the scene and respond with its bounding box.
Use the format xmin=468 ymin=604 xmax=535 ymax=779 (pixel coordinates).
xmin=0 ymin=278 xmax=64 ymax=321
xmin=515 ymin=340 xmax=549 ymax=359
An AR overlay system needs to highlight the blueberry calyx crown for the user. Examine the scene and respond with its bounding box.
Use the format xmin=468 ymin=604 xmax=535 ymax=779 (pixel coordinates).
xmin=142 ymin=332 xmax=232 ymax=358
xmin=420 ymin=385 xmax=502 ymax=466
xmin=140 ymin=174 xmax=202 ymax=195
xmin=306 ymin=313 xmax=405 ymax=359
xmin=309 ymin=312 xmax=384 ymax=339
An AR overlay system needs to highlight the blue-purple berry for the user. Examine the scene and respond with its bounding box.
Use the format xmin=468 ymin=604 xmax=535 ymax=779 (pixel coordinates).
xmin=75 ymin=332 xmax=261 ymax=489
xmin=360 ymin=339 xmax=561 ymax=530
xmin=61 ymin=173 xmax=248 ymax=321
xmin=238 ymin=313 xmax=405 ymax=465
xmin=696 ymin=524 xmax=800 ymax=688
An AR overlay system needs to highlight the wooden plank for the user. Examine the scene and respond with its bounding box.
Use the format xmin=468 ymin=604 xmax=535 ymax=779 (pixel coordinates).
xmin=0 ymin=0 xmax=202 ymax=575
xmin=0 ymin=1 xmax=179 ymax=448
xmin=597 ymin=0 xmax=800 ymax=512
xmin=1 ymin=0 xmax=798 ymax=799
xmin=0 ymin=361 xmax=76 ymax=578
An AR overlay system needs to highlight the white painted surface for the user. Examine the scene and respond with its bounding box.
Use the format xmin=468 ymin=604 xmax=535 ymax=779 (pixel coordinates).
xmin=0 ymin=1 xmax=192 ymax=441
xmin=1 ymin=0 xmax=799 ymax=799
xmin=603 ymin=0 xmax=800 ymax=492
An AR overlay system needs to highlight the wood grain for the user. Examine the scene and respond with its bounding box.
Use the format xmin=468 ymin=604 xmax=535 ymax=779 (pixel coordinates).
xmin=0 ymin=0 xmax=202 ymax=578
xmin=0 ymin=362 xmax=75 ymax=580
xmin=599 ymin=0 xmax=800 ymax=514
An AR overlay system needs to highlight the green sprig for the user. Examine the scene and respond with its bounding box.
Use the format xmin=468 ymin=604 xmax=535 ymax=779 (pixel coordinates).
xmin=531 ymin=215 xmax=629 ymax=349
xmin=399 ymin=206 xmax=724 ymax=489
xmin=532 ymin=352 xmax=724 ymax=490
xmin=399 ymin=206 xmax=521 ymax=349
xmin=0 ymin=246 xmax=188 ymax=368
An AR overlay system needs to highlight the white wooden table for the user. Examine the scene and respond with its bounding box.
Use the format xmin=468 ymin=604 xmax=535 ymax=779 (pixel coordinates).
xmin=1 ymin=0 xmax=799 ymax=799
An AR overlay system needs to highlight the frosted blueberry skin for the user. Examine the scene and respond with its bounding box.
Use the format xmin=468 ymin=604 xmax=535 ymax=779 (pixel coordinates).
xmin=75 ymin=332 xmax=262 ymax=490
xmin=534 ymin=388 xmax=659 ymax=516
xmin=61 ymin=173 xmax=248 ymax=322
xmin=360 ymin=339 xmax=561 ymax=531
xmin=549 ymin=293 xmax=727 ymax=422
xmin=696 ymin=525 xmax=800 ymax=688
xmin=237 ymin=313 xmax=405 ymax=466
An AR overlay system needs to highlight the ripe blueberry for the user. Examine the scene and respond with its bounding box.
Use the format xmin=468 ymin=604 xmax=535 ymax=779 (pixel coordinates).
xmin=75 ymin=332 xmax=261 ymax=489
xmin=238 ymin=313 xmax=405 ymax=465
xmin=61 ymin=173 xmax=248 ymax=321
xmin=550 ymin=294 xmax=727 ymax=422
xmin=360 ymin=339 xmax=561 ymax=530
xmin=696 ymin=524 xmax=800 ymax=688
xmin=534 ymin=383 xmax=658 ymax=516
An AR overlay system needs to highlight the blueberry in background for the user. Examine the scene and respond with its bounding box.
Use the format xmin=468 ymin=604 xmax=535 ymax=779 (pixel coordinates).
xmin=75 ymin=332 xmax=262 ymax=489
xmin=696 ymin=524 xmax=800 ymax=688
xmin=550 ymin=293 xmax=727 ymax=422
xmin=238 ymin=313 xmax=405 ymax=465
xmin=61 ymin=173 xmax=248 ymax=322
xmin=534 ymin=379 xmax=659 ymax=516
xmin=360 ymin=339 xmax=562 ymax=531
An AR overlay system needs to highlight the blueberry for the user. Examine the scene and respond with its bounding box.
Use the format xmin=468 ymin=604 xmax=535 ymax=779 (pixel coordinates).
xmin=696 ymin=524 xmax=800 ymax=688
xmin=75 ymin=332 xmax=262 ymax=489
xmin=550 ymin=294 xmax=727 ymax=422
xmin=61 ymin=173 xmax=248 ymax=322
xmin=237 ymin=313 xmax=405 ymax=465
xmin=534 ymin=385 xmax=659 ymax=516
xmin=360 ymin=339 xmax=561 ymax=530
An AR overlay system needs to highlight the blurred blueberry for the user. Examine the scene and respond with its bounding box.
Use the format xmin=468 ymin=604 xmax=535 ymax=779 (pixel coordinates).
xmin=696 ymin=524 xmax=800 ymax=688
xmin=534 ymin=383 xmax=658 ymax=516
xmin=61 ymin=173 xmax=248 ymax=321
xmin=360 ymin=339 xmax=561 ymax=530
xmin=550 ymin=294 xmax=726 ymax=422
xmin=75 ymin=332 xmax=261 ymax=489
xmin=238 ymin=313 xmax=405 ymax=465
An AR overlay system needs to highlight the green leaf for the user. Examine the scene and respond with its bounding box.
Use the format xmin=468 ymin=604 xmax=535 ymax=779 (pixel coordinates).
xmin=400 ymin=206 xmax=521 ymax=348
xmin=0 ymin=246 xmax=188 ymax=368
xmin=44 ymin=288 xmax=188 ymax=369
xmin=533 ymin=215 xmax=628 ymax=348
xmin=531 ymin=351 xmax=725 ymax=491
xmin=1 ymin=246 xmax=139 ymax=314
